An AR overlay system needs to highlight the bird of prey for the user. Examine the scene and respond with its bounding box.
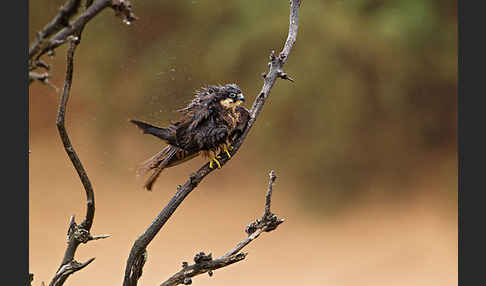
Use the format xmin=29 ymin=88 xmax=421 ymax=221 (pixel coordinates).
xmin=130 ymin=83 xmax=251 ymax=191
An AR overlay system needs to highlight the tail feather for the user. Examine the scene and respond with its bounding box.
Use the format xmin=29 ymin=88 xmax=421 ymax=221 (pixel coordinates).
xmin=143 ymin=163 xmax=165 ymax=191
xmin=137 ymin=145 xmax=200 ymax=191
xmin=130 ymin=119 xmax=174 ymax=142
xmin=138 ymin=145 xmax=179 ymax=191
xmin=137 ymin=146 xmax=172 ymax=176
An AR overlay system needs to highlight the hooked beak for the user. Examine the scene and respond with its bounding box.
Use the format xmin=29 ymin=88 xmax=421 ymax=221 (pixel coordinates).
xmin=237 ymin=93 xmax=245 ymax=102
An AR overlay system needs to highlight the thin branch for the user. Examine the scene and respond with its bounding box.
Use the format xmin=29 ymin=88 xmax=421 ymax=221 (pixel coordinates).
xmin=123 ymin=1 xmax=302 ymax=285
xmin=29 ymin=1 xmax=137 ymax=284
xmin=49 ymin=34 xmax=109 ymax=286
xmin=35 ymin=0 xmax=137 ymax=61
xmin=264 ymin=170 xmax=277 ymax=217
xmin=50 ymin=258 xmax=96 ymax=286
xmin=29 ymin=71 xmax=49 ymax=83
xmin=161 ymin=253 xmax=247 ymax=286
xmin=55 ymin=36 xmax=95 ymax=231
xmin=28 ymin=0 xmax=82 ymax=60
xmin=33 ymin=0 xmax=109 ymax=62
xmin=29 ymin=0 xmax=137 ymax=85
xmin=225 ymin=171 xmax=283 ymax=257
xmin=160 ymin=171 xmax=284 ymax=286
xmin=30 ymin=1 xmax=138 ymax=285
xmin=29 ymin=71 xmax=59 ymax=92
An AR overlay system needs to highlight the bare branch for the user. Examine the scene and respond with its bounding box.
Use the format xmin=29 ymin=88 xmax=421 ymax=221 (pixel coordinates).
xmin=160 ymin=171 xmax=284 ymax=286
xmin=30 ymin=1 xmax=138 ymax=284
xmin=55 ymin=36 xmax=96 ymax=231
xmin=123 ymin=1 xmax=301 ymax=285
xmin=49 ymin=258 xmax=96 ymax=286
xmin=36 ymin=0 xmax=137 ymax=61
xmin=48 ymin=33 xmax=108 ymax=286
xmin=264 ymin=170 xmax=277 ymax=217
xmin=34 ymin=0 xmax=109 ymax=61
xmin=88 ymin=234 xmax=111 ymax=241
xmin=160 ymin=253 xmax=247 ymax=286
xmin=28 ymin=0 xmax=82 ymax=60
xmin=29 ymin=0 xmax=138 ymax=86
xmin=29 ymin=71 xmax=49 ymax=83
xmin=29 ymin=71 xmax=59 ymax=92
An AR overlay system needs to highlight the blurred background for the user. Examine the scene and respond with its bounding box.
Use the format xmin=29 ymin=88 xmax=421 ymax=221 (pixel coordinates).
xmin=29 ymin=0 xmax=457 ymax=285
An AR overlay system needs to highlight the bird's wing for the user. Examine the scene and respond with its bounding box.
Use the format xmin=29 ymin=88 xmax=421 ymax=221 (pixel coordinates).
xmin=137 ymin=145 xmax=173 ymax=175
xmin=188 ymin=105 xmax=212 ymax=131
xmin=230 ymin=106 xmax=251 ymax=141
xmin=237 ymin=106 xmax=251 ymax=130
xmin=137 ymin=144 xmax=201 ymax=191
xmin=174 ymin=98 xmax=221 ymax=149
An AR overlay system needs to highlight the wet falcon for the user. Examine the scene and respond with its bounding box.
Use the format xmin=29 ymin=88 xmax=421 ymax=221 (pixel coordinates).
xmin=130 ymin=83 xmax=250 ymax=191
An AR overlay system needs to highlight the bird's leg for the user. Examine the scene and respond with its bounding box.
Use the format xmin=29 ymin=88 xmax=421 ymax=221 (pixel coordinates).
xmin=222 ymin=143 xmax=232 ymax=158
xmin=208 ymin=151 xmax=222 ymax=169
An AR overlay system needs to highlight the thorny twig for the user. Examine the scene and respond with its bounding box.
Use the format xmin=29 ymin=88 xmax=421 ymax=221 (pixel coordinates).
xmin=160 ymin=171 xmax=284 ymax=286
xmin=123 ymin=1 xmax=302 ymax=285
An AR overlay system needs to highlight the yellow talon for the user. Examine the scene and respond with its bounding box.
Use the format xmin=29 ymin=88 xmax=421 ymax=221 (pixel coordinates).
xmin=223 ymin=144 xmax=232 ymax=158
xmin=209 ymin=151 xmax=222 ymax=169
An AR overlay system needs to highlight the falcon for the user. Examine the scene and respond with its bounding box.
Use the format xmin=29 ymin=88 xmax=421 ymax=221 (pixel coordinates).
xmin=130 ymin=83 xmax=251 ymax=191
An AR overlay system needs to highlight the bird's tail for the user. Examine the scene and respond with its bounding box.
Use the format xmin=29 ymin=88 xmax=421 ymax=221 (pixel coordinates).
xmin=130 ymin=119 xmax=174 ymax=142
xmin=137 ymin=145 xmax=200 ymax=191
xmin=137 ymin=145 xmax=178 ymax=191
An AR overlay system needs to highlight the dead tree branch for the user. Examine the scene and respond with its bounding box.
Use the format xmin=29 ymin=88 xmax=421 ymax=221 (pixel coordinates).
xmin=29 ymin=0 xmax=137 ymax=84
xmin=123 ymin=1 xmax=302 ymax=285
xmin=160 ymin=171 xmax=284 ymax=286
xmin=31 ymin=3 xmax=138 ymax=280
xmin=29 ymin=71 xmax=60 ymax=92
xmin=28 ymin=0 xmax=82 ymax=61
xmin=31 ymin=1 xmax=137 ymax=278
xmin=48 ymin=34 xmax=110 ymax=286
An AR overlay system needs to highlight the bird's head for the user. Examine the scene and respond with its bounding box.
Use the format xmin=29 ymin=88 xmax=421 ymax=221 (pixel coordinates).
xmin=211 ymin=83 xmax=245 ymax=110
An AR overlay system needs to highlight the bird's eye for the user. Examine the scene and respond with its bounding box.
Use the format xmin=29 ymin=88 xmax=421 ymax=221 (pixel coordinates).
xmin=229 ymin=93 xmax=236 ymax=98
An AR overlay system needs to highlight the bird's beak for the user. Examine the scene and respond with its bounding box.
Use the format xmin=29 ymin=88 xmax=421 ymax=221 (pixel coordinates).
xmin=237 ymin=93 xmax=245 ymax=102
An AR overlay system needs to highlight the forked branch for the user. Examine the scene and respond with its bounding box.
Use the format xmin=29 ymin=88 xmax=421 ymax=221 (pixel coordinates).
xmin=29 ymin=0 xmax=137 ymax=85
xmin=49 ymin=34 xmax=110 ymax=286
xmin=123 ymin=1 xmax=302 ymax=285
xmin=31 ymin=2 xmax=137 ymax=283
xmin=160 ymin=171 xmax=284 ymax=286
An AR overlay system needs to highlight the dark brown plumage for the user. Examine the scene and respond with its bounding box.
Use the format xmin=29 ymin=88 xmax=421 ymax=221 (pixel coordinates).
xmin=131 ymin=83 xmax=250 ymax=191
